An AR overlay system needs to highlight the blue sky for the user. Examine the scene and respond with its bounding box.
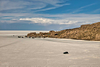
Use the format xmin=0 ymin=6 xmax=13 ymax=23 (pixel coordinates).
xmin=0 ymin=0 xmax=100 ymax=30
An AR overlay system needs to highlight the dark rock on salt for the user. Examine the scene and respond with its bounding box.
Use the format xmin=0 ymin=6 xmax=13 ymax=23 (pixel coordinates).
xmin=18 ymin=36 xmax=21 ymax=38
xmin=63 ymin=51 xmax=69 ymax=54
xmin=25 ymin=36 xmax=27 ymax=37
xmin=32 ymin=37 xmax=34 ymax=38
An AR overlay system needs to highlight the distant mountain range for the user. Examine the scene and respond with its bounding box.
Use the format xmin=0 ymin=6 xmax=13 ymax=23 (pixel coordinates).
xmin=27 ymin=22 xmax=100 ymax=41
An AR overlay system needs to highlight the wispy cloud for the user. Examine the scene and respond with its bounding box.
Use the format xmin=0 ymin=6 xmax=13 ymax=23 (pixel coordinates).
xmin=0 ymin=0 xmax=69 ymax=13
xmin=34 ymin=3 xmax=70 ymax=12
xmin=1 ymin=13 xmax=100 ymax=30
xmin=72 ymin=3 xmax=96 ymax=13
xmin=0 ymin=0 xmax=100 ymax=28
xmin=92 ymin=8 xmax=100 ymax=13
xmin=0 ymin=0 xmax=29 ymax=11
xmin=1 ymin=13 xmax=100 ymax=25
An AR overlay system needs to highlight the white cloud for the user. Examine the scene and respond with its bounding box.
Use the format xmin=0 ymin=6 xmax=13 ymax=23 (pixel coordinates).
xmin=1 ymin=12 xmax=100 ymax=26
xmin=1 ymin=13 xmax=100 ymax=30
xmin=19 ymin=18 xmax=75 ymax=24
xmin=19 ymin=13 xmax=100 ymax=25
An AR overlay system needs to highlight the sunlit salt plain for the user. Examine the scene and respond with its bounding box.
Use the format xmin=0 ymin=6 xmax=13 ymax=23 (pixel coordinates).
xmin=0 ymin=31 xmax=100 ymax=67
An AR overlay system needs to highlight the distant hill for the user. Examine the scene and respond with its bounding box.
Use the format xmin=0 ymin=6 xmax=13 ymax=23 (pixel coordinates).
xmin=27 ymin=22 xmax=100 ymax=41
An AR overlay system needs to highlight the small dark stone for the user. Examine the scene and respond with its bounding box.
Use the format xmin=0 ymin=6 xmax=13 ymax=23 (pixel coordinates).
xmin=18 ymin=36 xmax=21 ymax=38
xmin=63 ymin=51 xmax=69 ymax=54
xmin=25 ymin=36 xmax=27 ymax=37
xmin=32 ymin=37 xmax=34 ymax=38
xmin=29 ymin=37 xmax=31 ymax=38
